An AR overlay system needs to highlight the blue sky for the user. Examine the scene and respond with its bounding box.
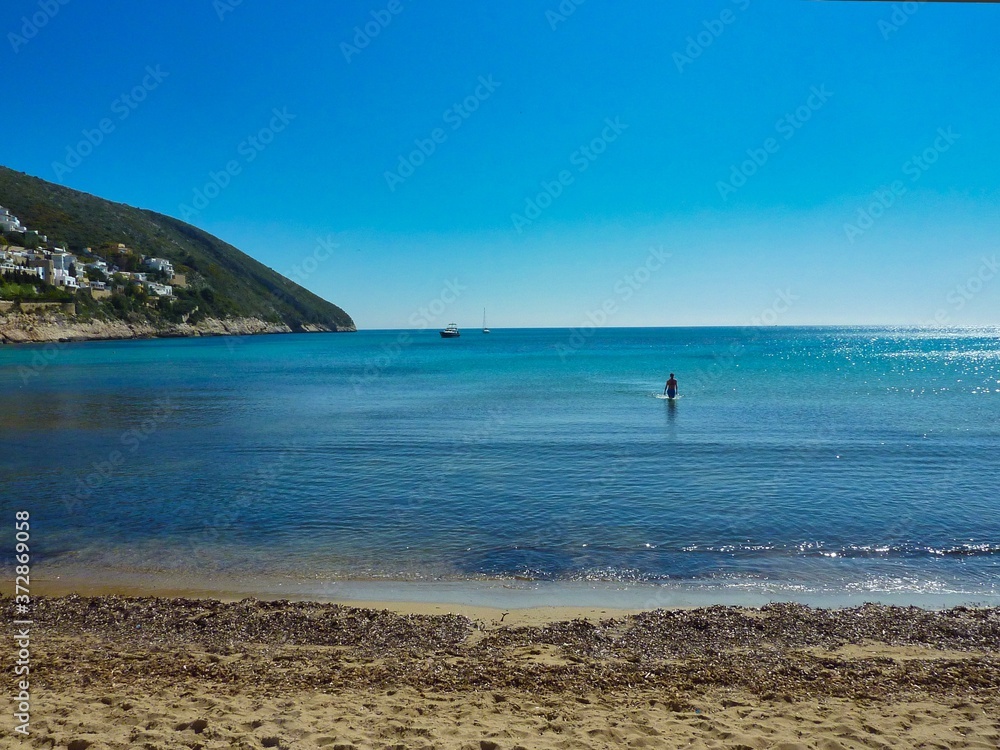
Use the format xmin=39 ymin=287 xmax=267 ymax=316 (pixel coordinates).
xmin=3 ymin=0 xmax=998 ymax=328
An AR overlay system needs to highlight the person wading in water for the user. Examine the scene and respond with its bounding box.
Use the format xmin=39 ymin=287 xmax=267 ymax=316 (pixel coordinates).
xmin=664 ymin=373 xmax=678 ymax=400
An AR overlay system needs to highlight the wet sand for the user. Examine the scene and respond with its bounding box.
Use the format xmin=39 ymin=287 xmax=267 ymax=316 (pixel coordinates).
xmin=4 ymin=595 xmax=999 ymax=749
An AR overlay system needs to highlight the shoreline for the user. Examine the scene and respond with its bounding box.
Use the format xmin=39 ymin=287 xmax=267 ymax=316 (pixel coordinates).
xmin=31 ymin=576 xmax=643 ymax=627
xmin=32 ymin=569 xmax=1000 ymax=616
xmin=0 ymin=311 xmax=356 ymax=344
xmin=30 ymin=579 xmax=1000 ymax=631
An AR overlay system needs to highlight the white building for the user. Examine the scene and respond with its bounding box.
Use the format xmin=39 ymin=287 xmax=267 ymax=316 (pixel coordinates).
xmin=143 ymin=281 xmax=174 ymax=297
xmin=52 ymin=269 xmax=78 ymax=288
xmin=0 ymin=206 xmax=25 ymax=234
xmin=51 ymin=252 xmax=76 ymax=271
xmin=85 ymin=259 xmax=108 ymax=272
xmin=144 ymin=257 xmax=175 ymax=277
xmin=2 ymin=263 xmax=40 ymax=278
xmin=41 ymin=253 xmax=78 ymax=288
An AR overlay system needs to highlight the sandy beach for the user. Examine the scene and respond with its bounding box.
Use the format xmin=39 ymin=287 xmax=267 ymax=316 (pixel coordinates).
xmin=5 ymin=595 xmax=998 ymax=749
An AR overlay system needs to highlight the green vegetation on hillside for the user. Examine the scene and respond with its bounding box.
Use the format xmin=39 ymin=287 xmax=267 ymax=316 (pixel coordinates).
xmin=0 ymin=166 xmax=355 ymax=331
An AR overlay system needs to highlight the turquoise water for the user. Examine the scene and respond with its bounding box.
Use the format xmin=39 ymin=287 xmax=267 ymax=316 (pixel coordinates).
xmin=2 ymin=327 xmax=999 ymax=605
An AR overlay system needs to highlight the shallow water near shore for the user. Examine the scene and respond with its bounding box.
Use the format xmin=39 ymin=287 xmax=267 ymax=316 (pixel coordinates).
xmin=3 ymin=326 xmax=999 ymax=605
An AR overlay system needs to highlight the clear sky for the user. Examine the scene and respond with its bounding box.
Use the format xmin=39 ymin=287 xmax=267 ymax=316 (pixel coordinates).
xmin=3 ymin=0 xmax=998 ymax=328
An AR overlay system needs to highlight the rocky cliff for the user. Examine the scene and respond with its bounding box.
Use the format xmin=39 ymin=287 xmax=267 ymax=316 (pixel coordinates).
xmin=0 ymin=310 xmax=334 ymax=344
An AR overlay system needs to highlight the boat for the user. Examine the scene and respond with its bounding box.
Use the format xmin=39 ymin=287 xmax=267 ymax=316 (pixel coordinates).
xmin=482 ymin=308 xmax=490 ymax=334
xmin=440 ymin=323 xmax=460 ymax=338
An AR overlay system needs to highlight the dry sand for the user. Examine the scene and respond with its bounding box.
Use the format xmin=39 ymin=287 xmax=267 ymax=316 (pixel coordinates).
xmin=23 ymin=686 xmax=1000 ymax=750
xmin=4 ymin=595 xmax=998 ymax=750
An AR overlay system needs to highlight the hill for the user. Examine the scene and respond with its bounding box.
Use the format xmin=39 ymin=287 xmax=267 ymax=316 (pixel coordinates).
xmin=0 ymin=166 xmax=355 ymax=336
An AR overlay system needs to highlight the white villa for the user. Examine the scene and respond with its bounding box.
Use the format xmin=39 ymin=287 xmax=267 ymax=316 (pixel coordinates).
xmin=51 ymin=252 xmax=74 ymax=271
xmin=84 ymin=259 xmax=109 ymax=274
xmin=143 ymin=281 xmax=174 ymax=297
xmin=0 ymin=206 xmax=26 ymax=234
xmin=144 ymin=257 xmax=174 ymax=276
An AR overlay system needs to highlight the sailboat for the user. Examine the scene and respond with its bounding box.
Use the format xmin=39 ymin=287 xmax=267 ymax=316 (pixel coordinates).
xmin=482 ymin=308 xmax=490 ymax=334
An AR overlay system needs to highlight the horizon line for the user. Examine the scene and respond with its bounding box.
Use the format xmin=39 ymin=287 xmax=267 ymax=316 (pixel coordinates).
xmin=355 ymin=323 xmax=1000 ymax=331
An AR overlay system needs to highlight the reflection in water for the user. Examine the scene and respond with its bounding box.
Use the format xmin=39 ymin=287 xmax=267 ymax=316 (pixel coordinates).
xmin=666 ymin=397 xmax=677 ymax=422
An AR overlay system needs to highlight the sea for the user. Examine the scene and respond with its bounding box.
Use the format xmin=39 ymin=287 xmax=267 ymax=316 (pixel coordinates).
xmin=2 ymin=327 xmax=999 ymax=608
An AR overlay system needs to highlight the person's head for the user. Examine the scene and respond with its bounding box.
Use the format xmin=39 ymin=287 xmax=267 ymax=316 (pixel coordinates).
xmin=669 ymin=373 xmax=674 ymax=378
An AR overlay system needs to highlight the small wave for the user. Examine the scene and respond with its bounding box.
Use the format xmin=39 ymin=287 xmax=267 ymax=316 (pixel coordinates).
xmin=805 ymin=543 xmax=1000 ymax=559
xmin=678 ymin=542 xmax=1000 ymax=560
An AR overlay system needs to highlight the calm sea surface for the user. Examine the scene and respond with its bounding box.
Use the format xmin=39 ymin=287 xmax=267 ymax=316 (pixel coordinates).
xmin=2 ymin=327 xmax=999 ymax=606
